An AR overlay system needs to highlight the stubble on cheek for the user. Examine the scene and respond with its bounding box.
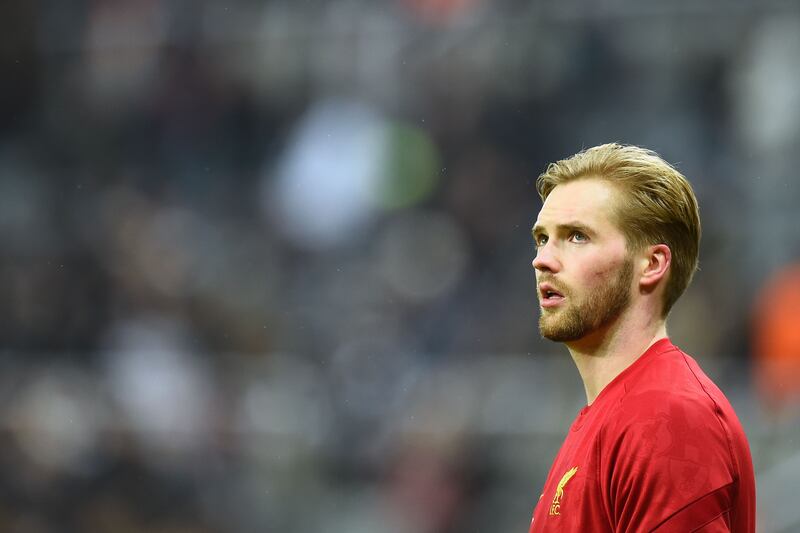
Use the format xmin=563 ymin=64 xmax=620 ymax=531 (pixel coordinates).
xmin=537 ymin=257 xmax=634 ymax=342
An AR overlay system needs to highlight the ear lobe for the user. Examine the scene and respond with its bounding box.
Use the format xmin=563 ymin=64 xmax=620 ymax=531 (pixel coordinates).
xmin=640 ymin=244 xmax=671 ymax=290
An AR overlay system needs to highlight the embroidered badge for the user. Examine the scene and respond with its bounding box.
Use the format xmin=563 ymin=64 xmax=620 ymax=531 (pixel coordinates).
xmin=549 ymin=466 xmax=578 ymax=516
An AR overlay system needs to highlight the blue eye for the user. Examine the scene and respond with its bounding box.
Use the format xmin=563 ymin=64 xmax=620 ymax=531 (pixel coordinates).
xmin=535 ymin=234 xmax=548 ymax=247
xmin=570 ymin=231 xmax=588 ymax=243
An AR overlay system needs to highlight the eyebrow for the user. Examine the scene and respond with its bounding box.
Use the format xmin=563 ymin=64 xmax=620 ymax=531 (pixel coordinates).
xmin=531 ymin=222 xmax=595 ymax=238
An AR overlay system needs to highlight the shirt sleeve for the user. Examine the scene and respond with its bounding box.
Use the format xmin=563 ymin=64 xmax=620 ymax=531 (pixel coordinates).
xmin=601 ymin=392 xmax=737 ymax=532
xmin=650 ymin=483 xmax=734 ymax=532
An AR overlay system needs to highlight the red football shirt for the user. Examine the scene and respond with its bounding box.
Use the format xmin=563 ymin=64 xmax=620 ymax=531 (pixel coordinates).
xmin=529 ymin=338 xmax=755 ymax=532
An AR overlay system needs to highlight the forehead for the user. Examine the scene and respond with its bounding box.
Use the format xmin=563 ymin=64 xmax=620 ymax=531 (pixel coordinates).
xmin=535 ymin=178 xmax=621 ymax=231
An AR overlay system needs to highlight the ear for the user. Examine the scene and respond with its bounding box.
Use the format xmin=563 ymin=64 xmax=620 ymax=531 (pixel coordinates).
xmin=639 ymin=244 xmax=671 ymax=292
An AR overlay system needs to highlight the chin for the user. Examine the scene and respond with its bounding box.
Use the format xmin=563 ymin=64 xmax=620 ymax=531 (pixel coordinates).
xmin=539 ymin=317 xmax=586 ymax=343
xmin=541 ymin=329 xmax=586 ymax=343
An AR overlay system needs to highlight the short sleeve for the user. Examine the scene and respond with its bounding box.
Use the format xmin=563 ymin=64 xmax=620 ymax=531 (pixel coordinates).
xmin=601 ymin=391 xmax=736 ymax=532
xmin=651 ymin=483 xmax=734 ymax=532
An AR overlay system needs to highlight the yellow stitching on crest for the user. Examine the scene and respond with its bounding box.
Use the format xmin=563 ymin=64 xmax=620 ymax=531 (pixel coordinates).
xmin=549 ymin=467 xmax=578 ymax=516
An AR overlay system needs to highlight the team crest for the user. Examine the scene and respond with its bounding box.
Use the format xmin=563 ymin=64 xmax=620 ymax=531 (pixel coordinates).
xmin=549 ymin=466 xmax=578 ymax=516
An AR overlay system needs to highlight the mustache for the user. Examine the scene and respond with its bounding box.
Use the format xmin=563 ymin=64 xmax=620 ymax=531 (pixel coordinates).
xmin=537 ymin=276 xmax=570 ymax=296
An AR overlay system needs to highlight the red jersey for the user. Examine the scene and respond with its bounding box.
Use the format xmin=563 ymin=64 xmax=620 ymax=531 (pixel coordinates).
xmin=529 ymin=338 xmax=755 ymax=532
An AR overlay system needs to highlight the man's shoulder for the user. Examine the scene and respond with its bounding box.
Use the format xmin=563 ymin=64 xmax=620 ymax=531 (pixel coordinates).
xmin=605 ymin=346 xmax=735 ymax=442
xmin=623 ymin=344 xmax=725 ymax=410
xmin=591 ymin=344 xmax=755 ymax=533
xmin=608 ymin=385 xmax=727 ymax=445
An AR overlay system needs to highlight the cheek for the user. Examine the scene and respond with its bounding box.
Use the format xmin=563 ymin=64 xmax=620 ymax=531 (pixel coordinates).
xmin=580 ymin=259 xmax=625 ymax=289
xmin=564 ymin=247 xmax=629 ymax=293
xmin=591 ymin=264 xmax=617 ymax=280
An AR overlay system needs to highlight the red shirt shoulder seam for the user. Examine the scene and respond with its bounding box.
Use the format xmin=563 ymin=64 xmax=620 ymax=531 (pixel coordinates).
xmin=648 ymin=481 xmax=735 ymax=532
xmin=676 ymin=350 xmax=739 ymax=484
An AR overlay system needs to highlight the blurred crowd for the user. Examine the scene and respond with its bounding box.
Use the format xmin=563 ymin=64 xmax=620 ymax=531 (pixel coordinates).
xmin=2 ymin=1 xmax=800 ymax=532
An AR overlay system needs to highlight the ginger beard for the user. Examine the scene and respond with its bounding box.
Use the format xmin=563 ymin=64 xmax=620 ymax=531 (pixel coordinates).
xmin=538 ymin=256 xmax=635 ymax=342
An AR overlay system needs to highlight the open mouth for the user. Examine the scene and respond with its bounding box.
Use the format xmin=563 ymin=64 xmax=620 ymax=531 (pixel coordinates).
xmin=539 ymin=283 xmax=566 ymax=307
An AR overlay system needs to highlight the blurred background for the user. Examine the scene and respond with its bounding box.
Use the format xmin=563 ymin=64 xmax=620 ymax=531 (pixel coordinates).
xmin=2 ymin=1 xmax=800 ymax=532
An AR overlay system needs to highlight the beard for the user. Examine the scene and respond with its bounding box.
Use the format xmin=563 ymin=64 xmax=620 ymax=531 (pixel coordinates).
xmin=538 ymin=257 xmax=634 ymax=343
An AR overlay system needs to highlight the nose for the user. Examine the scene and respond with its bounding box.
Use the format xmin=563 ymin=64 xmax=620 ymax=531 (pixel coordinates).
xmin=532 ymin=242 xmax=560 ymax=273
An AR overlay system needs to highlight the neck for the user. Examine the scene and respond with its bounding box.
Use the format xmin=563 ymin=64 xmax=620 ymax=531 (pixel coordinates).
xmin=565 ymin=311 xmax=668 ymax=405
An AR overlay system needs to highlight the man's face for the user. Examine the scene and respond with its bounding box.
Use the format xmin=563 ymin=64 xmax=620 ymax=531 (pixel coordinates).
xmin=532 ymin=178 xmax=634 ymax=343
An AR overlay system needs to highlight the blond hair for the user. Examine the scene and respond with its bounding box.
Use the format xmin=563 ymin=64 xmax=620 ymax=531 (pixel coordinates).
xmin=536 ymin=143 xmax=701 ymax=317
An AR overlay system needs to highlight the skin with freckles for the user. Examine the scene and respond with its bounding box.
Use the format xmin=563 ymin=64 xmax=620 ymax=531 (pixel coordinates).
xmin=532 ymin=177 xmax=672 ymax=404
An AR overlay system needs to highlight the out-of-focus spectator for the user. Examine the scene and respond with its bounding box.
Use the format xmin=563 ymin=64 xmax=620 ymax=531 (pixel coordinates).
xmin=3 ymin=1 xmax=800 ymax=531
xmin=753 ymin=263 xmax=800 ymax=411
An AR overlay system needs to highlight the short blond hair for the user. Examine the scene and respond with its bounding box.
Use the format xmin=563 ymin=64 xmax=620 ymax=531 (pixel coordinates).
xmin=537 ymin=143 xmax=701 ymax=317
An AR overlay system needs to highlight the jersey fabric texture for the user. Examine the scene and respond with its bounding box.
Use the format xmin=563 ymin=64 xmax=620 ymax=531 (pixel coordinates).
xmin=529 ymin=338 xmax=755 ymax=532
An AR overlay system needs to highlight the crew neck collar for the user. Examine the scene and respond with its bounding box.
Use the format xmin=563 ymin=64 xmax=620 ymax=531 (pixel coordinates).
xmin=577 ymin=337 xmax=675 ymax=417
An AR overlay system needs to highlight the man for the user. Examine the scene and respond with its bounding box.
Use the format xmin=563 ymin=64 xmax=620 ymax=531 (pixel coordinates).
xmin=528 ymin=144 xmax=755 ymax=532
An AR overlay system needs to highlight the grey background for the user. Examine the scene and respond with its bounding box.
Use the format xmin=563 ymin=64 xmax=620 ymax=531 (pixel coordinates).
xmin=1 ymin=1 xmax=799 ymax=532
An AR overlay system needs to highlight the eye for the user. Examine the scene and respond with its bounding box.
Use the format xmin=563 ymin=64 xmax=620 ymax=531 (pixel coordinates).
xmin=569 ymin=231 xmax=588 ymax=243
xmin=535 ymin=234 xmax=548 ymax=247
